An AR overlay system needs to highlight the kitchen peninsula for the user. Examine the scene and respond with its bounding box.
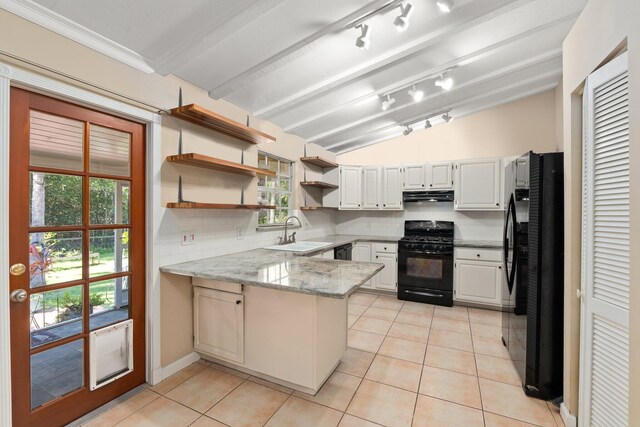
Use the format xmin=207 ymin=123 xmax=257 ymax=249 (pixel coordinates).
xmin=160 ymin=249 xmax=383 ymax=394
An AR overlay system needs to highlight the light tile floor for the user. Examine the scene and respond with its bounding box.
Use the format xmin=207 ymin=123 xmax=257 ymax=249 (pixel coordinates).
xmin=80 ymin=292 xmax=564 ymax=427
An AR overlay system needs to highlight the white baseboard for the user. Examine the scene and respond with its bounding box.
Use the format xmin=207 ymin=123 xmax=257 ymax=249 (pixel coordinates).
xmin=560 ymin=403 xmax=577 ymax=427
xmin=160 ymin=352 xmax=200 ymax=381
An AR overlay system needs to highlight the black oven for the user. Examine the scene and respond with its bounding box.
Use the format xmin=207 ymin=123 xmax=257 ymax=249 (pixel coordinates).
xmin=397 ymin=221 xmax=454 ymax=306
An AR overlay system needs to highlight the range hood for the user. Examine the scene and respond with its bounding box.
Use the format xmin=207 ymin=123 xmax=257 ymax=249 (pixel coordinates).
xmin=403 ymin=190 xmax=454 ymax=203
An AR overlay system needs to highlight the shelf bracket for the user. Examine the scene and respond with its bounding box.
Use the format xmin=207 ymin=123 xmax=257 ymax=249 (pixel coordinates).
xmin=240 ymin=184 xmax=245 ymax=205
xmin=241 ymin=150 xmax=244 ymax=165
xmin=246 ymin=115 xmax=250 ymax=127
xmin=178 ymin=87 xmax=183 ymax=107
xmin=178 ymin=129 xmax=183 ymax=155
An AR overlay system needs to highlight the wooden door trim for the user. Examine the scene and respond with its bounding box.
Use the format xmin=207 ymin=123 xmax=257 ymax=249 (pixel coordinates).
xmin=0 ymin=61 xmax=163 ymax=427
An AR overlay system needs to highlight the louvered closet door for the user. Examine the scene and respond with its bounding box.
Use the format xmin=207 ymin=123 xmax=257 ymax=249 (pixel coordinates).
xmin=579 ymin=52 xmax=629 ymax=427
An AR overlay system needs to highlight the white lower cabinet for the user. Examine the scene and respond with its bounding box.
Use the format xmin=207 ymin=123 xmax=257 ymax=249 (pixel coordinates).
xmin=194 ymin=286 xmax=244 ymax=364
xmin=454 ymin=248 xmax=503 ymax=307
xmin=353 ymin=242 xmax=374 ymax=289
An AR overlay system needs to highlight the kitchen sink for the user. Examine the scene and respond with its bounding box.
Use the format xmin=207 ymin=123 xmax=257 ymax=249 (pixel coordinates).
xmin=264 ymin=241 xmax=332 ymax=252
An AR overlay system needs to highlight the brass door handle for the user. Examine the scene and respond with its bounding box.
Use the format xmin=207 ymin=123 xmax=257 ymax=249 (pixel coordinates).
xmin=10 ymin=289 xmax=27 ymax=303
xmin=10 ymin=263 xmax=26 ymax=276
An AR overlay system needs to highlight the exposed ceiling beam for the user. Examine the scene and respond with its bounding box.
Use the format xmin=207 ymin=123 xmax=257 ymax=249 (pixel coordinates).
xmin=306 ymin=49 xmax=562 ymax=144
xmin=323 ymin=68 xmax=561 ymax=150
xmin=282 ymin=14 xmax=574 ymax=133
xmin=208 ymin=0 xmax=402 ymax=99
xmin=253 ymin=0 xmax=537 ymax=118
xmin=154 ymin=0 xmax=287 ymax=75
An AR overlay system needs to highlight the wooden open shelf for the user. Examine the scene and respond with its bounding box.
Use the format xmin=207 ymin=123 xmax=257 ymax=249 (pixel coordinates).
xmin=170 ymin=104 xmax=276 ymax=145
xmin=299 ymin=206 xmax=338 ymax=211
xmin=167 ymin=202 xmax=276 ymax=210
xmin=167 ymin=153 xmax=276 ymax=177
xmin=300 ymin=156 xmax=338 ymax=169
xmin=300 ymin=181 xmax=339 ymax=190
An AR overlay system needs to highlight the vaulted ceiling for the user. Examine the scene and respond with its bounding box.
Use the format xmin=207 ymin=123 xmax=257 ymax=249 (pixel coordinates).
xmin=20 ymin=0 xmax=586 ymax=153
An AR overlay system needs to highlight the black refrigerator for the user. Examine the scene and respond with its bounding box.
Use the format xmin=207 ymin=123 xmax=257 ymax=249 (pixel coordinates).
xmin=501 ymin=152 xmax=564 ymax=400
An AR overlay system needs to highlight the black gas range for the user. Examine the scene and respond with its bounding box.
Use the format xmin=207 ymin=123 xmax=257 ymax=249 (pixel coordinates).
xmin=397 ymin=220 xmax=454 ymax=306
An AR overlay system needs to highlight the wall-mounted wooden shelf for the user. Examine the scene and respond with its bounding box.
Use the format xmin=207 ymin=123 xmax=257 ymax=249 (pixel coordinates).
xmin=169 ymin=104 xmax=276 ymax=145
xmin=167 ymin=153 xmax=276 ymax=177
xmin=167 ymin=202 xmax=276 ymax=210
xmin=299 ymin=206 xmax=338 ymax=211
xmin=300 ymin=156 xmax=339 ymax=169
xmin=300 ymin=181 xmax=339 ymax=190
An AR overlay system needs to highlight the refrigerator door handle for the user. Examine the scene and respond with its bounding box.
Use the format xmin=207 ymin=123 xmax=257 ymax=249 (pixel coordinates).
xmin=503 ymin=194 xmax=519 ymax=294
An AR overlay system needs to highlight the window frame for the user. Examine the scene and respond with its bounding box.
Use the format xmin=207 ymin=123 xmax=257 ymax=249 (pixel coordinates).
xmin=257 ymin=152 xmax=294 ymax=228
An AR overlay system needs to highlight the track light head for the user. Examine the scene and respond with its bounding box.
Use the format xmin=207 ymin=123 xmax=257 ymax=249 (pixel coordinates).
xmin=408 ymin=85 xmax=424 ymax=102
xmin=435 ymin=73 xmax=454 ymax=91
xmin=436 ymin=0 xmax=454 ymax=13
xmin=394 ymin=3 xmax=414 ymax=32
xmin=442 ymin=113 xmax=453 ymax=123
xmin=381 ymin=95 xmax=396 ymax=111
xmin=355 ymin=24 xmax=371 ymax=50
xmin=403 ymin=125 xmax=414 ymax=136
xmin=424 ymin=119 xmax=432 ymax=129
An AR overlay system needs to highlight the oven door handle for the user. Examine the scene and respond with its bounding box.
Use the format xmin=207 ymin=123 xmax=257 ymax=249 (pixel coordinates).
xmin=402 ymin=290 xmax=447 ymax=298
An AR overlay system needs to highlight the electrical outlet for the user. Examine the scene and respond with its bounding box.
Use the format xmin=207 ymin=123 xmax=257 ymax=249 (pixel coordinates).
xmin=181 ymin=230 xmax=195 ymax=246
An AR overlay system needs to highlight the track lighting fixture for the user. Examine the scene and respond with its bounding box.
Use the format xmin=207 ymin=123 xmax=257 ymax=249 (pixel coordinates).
xmin=435 ymin=73 xmax=454 ymax=91
xmin=436 ymin=0 xmax=454 ymax=13
xmin=403 ymin=125 xmax=414 ymax=136
xmin=424 ymin=119 xmax=432 ymax=129
xmin=381 ymin=95 xmax=396 ymax=111
xmin=408 ymin=85 xmax=424 ymax=102
xmin=355 ymin=24 xmax=371 ymax=50
xmin=394 ymin=3 xmax=414 ymax=32
xmin=442 ymin=112 xmax=453 ymax=123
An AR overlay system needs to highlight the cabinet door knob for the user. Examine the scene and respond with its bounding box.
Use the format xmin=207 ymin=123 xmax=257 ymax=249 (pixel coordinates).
xmin=477 ymin=254 xmax=480 ymax=257
xmin=236 ymin=300 xmax=242 ymax=305
xmin=422 ymin=184 xmax=425 ymax=187
xmin=376 ymin=255 xmax=379 ymax=259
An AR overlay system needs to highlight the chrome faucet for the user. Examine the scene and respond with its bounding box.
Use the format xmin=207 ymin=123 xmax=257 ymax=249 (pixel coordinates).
xmin=279 ymin=216 xmax=302 ymax=245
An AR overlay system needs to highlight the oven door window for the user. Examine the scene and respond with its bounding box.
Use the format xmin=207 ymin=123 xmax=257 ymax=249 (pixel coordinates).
xmin=407 ymin=257 xmax=443 ymax=279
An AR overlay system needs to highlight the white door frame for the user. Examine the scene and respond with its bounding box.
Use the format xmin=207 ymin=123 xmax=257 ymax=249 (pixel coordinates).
xmin=0 ymin=62 xmax=163 ymax=427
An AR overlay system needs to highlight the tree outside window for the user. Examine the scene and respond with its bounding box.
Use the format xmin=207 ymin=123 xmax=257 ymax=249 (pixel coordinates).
xmin=257 ymin=152 xmax=293 ymax=226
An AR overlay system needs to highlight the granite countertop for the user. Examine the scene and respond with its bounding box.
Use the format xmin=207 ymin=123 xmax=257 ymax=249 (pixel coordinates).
xmin=454 ymin=239 xmax=503 ymax=249
xmin=291 ymin=234 xmax=401 ymax=256
xmin=160 ymin=249 xmax=384 ymax=299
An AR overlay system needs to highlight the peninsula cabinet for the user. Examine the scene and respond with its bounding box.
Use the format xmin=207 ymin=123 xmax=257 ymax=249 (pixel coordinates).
xmin=354 ymin=242 xmax=398 ymax=291
xmin=194 ymin=286 xmax=244 ymax=364
xmin=339 ymin=165 xmax=362 ymax=209
xmin=454 ymin=158 xmax=503 ymax=210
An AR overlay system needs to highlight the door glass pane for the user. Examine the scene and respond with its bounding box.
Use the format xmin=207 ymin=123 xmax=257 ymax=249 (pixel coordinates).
xmin=30 ymin=285 xmax=84 ymax=348
xmin=90 ymin=178 xmax=130 ymax=225
xmin=29 ymin=172 xmax=83 ymax=227
xmin=89 ymin=229 xmax=130 ymax=277
xmin=30 ymin=110 xmax=84 ymax=171
xmin=30 ymin=232 xmax=83 ymax=288
xmin=31 ymin=339 xmax=84 ymax=409
xmin=89 ymin=278 xmax=129 ymax=331
xmin=90 ymin=124 xmax=131 ymax=177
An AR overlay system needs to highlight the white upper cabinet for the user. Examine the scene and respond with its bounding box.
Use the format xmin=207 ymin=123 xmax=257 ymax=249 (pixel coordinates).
xmin=339 ymin=165 xmax=362 ymax=210
xmin=427 ymin=162 xmax=454 ymax=190
xmin=403 ymin=164 xmax=426 ymax=191
xmin=381 ymin=166 xmax=403 ymax=210
xmin=454 ymin=158 xmax=502 ymax=210
xmin=362 ymin=166 xmax=382 ymax=209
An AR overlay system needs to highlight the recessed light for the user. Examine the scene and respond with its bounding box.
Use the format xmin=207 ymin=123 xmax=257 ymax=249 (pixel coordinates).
xmin=408 ymin=85 xmax=424 ymax=102
xmin=355 ymin=24 xmax=371 ymax=50
xmin=424 ymin=119 xmax=432 ymax=129
xmin=436 ymin=0 xmax=454 ymax=13
xmin=403 ymin=125 xmax=414 ymax=136
xmin=381 ymin=95 xmax=396 ymax=111
xmin=435 ymin=73 xmax=454 ymax=91
xmin=394 ymin=3 xmax=414 ymax=32
xmin=442 ymin=113 xmax=453 ymax=123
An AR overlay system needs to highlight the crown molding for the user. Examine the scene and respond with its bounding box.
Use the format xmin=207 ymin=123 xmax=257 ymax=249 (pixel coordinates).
xmin=0 ymin=0 xmax=155 ymax=74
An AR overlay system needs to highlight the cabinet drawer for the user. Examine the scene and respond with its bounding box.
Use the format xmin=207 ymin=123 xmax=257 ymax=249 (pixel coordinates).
xmin=193 ymin=278 xmax=242 ymax=294
xmin=374 ymin=243 xmax=397 ymax=253
xmin=455 ymin=248 xmax=502 ymax=262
